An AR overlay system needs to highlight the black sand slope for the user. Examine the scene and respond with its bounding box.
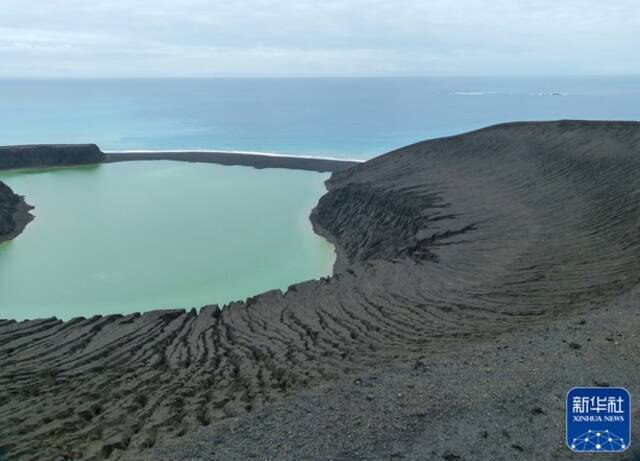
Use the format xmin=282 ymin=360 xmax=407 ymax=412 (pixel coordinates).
xmin=2 ymin=121 xmax=640 ymax=460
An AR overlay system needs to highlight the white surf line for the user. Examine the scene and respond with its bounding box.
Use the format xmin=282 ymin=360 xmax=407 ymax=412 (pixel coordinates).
xmin=103 ymin=148 xmax=367 ymax=163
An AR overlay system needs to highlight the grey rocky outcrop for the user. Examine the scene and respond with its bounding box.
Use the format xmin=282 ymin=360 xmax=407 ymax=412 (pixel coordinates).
xmin=0 ymin=181 xmax=32 ymax=243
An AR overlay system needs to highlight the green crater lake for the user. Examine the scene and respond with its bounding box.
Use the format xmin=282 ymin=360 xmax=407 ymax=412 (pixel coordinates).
xmin=0 ymin=161 xmax=335 ymax=321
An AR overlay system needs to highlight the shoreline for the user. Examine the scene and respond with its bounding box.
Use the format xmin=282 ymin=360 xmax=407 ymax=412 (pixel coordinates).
xmin=103 ymin=148 xmax=366 ymax=163
xmin=0 ymin=143 xmax=361 ymax=174
xmin=104 ymin=150 xmax=361 ymax=173
xmin=309 ymin=210 xmax=350 ymax=275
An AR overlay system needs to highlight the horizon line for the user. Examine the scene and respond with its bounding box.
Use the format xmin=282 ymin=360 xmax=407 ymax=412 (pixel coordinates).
xmin=1 ymin=74 xmax=640 ymax=80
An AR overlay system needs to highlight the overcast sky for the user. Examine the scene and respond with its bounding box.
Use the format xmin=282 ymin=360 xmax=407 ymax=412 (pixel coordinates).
xmin=0 ymin=0 xmax=638 ymax=77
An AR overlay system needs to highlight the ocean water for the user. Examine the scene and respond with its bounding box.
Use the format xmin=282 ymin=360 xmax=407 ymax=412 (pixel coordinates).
xmin=1 ymin=77 xmax=638 ymax=159
xmin=1 ymin=77 xmax=639 ymax=320
xmin=0 ymin=162 xmax=334 ymax=320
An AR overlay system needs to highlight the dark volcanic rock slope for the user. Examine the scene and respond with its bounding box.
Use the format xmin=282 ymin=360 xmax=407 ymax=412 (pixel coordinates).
xmin=0 ymin=181 xmax=21 ymax=237
xmin=2 ymin=121 xmax=640 ymax=460
xmin=0 ymin=181 xmax=33 ymax=244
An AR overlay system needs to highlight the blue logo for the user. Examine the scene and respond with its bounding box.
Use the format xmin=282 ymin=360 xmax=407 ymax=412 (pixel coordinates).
xmin=567 ymin=387 xmax=631 ymax=453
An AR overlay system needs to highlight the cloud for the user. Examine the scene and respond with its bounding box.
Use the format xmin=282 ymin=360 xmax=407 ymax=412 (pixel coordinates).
xmin=0 ymin=0 xmax=638 ymax=76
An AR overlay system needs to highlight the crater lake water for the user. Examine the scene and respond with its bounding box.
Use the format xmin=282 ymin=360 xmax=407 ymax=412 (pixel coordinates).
xmin=0 ymin=162 xmax=335 ymax=320
xmin=0 ymin=77 xmax=638 ymax=320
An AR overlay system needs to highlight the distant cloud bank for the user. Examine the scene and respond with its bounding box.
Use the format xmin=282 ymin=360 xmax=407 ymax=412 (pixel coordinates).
xmin=0 ymin=0 xmax=638 ymax=77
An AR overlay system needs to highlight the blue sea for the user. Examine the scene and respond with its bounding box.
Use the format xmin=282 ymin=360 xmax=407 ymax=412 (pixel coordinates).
xmin=1 ymin=77 xmax=638 ymax=159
